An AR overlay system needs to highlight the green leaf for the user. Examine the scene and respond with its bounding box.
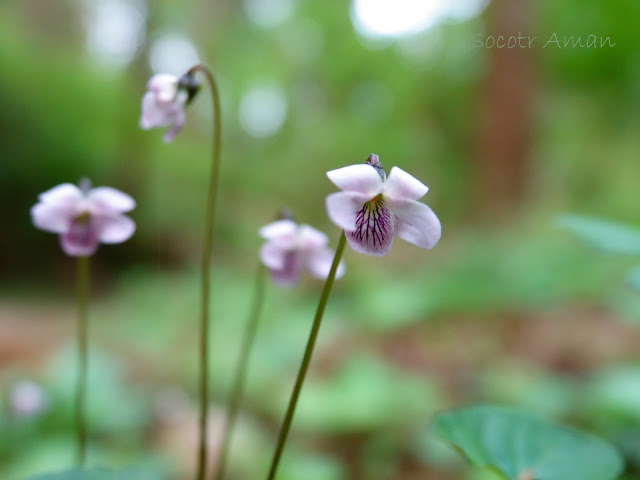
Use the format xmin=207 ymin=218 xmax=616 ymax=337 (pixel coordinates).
xmin=430 ymin=405 xmax=624 ymax=480
xmin=29 ymin=467 xmax=161 ymax=480
xmin=583 ymin=366 xmax=640 ymax=423
xmin=288 ymin=354 xmax=444 ymax=433
xmin=557 ymin=215 xmax=640 ymax=255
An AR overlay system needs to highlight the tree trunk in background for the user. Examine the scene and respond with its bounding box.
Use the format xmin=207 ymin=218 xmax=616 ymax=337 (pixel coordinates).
xmin=475 ymin=0 xmax=534 ymax=216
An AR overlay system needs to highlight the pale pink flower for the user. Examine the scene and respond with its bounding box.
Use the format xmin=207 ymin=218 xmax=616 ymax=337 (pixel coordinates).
xmin=9 ymin=380 xmax=48 ymax=417
xmin=139 ymin=73 xmax=188 ymax=142
xmin=259 ymin=220 xmax=346 ymax=286
xmin=31 ymin=180 xmax=136 ymax=257
xmin=325 ymin=154 xmax=441 ymax=257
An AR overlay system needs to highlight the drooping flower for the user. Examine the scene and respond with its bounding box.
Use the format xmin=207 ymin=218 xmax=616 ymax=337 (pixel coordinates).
xmin=31 ymin=180 xmax=136 ymax=257
xmin=259 ymin=219 xmax=345 ymax=286
xmin=140 ymin=73 xmax=199 ymax=142
xmin=325 ymin=154 xmax=441 ymax=257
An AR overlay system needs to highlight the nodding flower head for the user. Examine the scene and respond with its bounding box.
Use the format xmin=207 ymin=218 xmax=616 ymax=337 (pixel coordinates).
xmin=140 ymin=72 xmax=199 ymax=142
xmin=259 ymin=219 xmax=345 ymax=286
xmin=325 ymin=154 xmax=441 ymax=257
xmin=31 ymin=180 xmax=136 ymax=257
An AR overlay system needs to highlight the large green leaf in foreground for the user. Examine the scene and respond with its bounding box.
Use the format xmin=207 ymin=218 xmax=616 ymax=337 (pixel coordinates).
xmin=430 ymin=405 xmax=623 ymax=480
xmin=557 ymin=215 xmax=640 ymax=255
xmin=29 ymin=468 xmax=160 ymax=480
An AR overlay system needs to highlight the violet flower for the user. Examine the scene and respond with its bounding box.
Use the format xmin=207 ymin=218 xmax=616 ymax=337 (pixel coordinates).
xmin=259 ymin=219 xmax=345 ymax=286
xmin=9 ymin=380 xmax=48 ymax=417
xmin=325 ymin=154 xmax=441 ymax=256
xmin=139 ymin=73 xmax=189 ymax=142
xmin=31 ymin=180 xmax=136 ymax=256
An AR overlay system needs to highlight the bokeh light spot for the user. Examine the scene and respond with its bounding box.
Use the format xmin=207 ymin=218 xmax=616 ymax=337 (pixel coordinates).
xmin=150 ymin=34 xmax=200 ymax=76
xmin=239 ymin=85 xmax=288 ymax=138
xmin=82 ymin=0 xmax=147 ymax=69
xmin=351 ymin=0 xmax=489 ymax=39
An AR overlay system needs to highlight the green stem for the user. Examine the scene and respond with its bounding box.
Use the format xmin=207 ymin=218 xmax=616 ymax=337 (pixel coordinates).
xmin=265 ymin=232 xmax=347 ymax=480
xmin=75 ymin=255 xmax=89 ymax=466
xmin=214 ymin=263 xmax=267 ymax=480
xmin=187 ymin=64 xmax=223 ymax=480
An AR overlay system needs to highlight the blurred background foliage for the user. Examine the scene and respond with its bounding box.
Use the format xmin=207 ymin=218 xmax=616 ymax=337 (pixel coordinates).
xmin=1 ymin=0 xmax=640 ymax=479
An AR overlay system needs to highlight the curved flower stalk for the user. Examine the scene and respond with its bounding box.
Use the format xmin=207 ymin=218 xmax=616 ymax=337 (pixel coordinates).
xmin=259 ymin=219 xmax=346 ymax=286
xmin=31 ymin=179 xmax=135 ymax=465
xmin=141 ymin=65 xmax=221 ymax=480
xmin=326 ymin=153 xmax=441 ymax=256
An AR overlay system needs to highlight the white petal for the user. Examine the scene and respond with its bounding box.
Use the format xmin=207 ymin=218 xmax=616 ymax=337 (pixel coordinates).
xmin=306 ymin=248 xmax=345 ymax=280
xmin=326 ymin=164 xmax=384 ymax=196
xmin=325 ymin=191 xmax=369 ymax=232
xmin=148 ymin=73 xmax=179 ymax=103
xmin=297 ymin=224 xmax=328 ymax=250
xmin=38 ymin=183 xmax=82 ymax=206
xmin=260 ymin=241 xmax=288 ymax=269
xmin=389 ymin=199 xmax=441 ymax=249
xmin=384 ymin=166 xmax=428 ymax=201
xmin=140 ymin=93 xmax=168 ymax=129
xmin=31 ymin=202 xmax=73 ymax=234
xmin=96 ymin=215 xmax=136 ymax=244
xmin=87 ymin=187 xmax=136 ymax=213
xmin=259 ymin=220 xmax=298 ymax=239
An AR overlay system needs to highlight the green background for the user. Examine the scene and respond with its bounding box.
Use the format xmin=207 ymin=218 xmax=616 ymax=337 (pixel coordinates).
xmin=1 ymin=0 xmax=640 ymax=479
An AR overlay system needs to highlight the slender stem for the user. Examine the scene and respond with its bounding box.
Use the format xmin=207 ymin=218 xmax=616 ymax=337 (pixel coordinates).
xmin=214 ymin=263 xmax=268 ymax=480
xmin=75 ymin=255 xmax=90 ymax=466
xmin=187 ymin=64 xmax=223 ymax=480
xmin=265 ymin=232 xmax=347 ymax=480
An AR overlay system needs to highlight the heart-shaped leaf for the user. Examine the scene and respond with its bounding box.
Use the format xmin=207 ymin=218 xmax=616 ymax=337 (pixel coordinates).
xmin=557 ymin=215 xmax=640 ymax=255
xmin=430 ymin=405 xmax=623 ymax=480
xmin=29 ymin=467 xmax=160 ymax=480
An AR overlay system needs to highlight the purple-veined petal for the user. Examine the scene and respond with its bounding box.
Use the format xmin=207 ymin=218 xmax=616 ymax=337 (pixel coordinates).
xmin=96 ymin=214 xmax=136 ymax=244
xmin=38 ymin=183 xmax=82 ymax=205
xmin=87 ymin=187 xmax=136 ymax=214
xmin=269 ymin=251 xmax=301 ymax=287
xmin=306 ymin=247 xmax=345 ymax=280
xmin=383 ymin=166 xmax=429 ymax=201
xmin=31 ymin=202 xmax=74 ymax=234
xmin=326 ymin=164 xmax=384 ymax=196
xmin=297 ymin=224 xmax=328 ymax=251
xmin=345 ymin=197 xmax=394 ymax=257
xmin=260 ymin=241 xmax=288 ymax=270
xmin=389 ymin=199 xmax=441 ymax=249
xmin=325 ymin=191 xmax=370 ymax=232
xmin=59 ymin=220 xmax=100 ymax=257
